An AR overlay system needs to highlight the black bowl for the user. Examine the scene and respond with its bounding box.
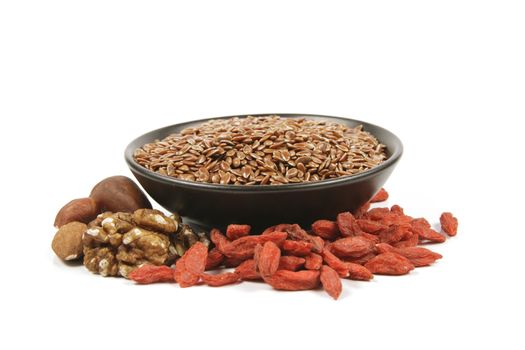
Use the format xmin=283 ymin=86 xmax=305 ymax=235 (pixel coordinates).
xmin=125 ymin=113 xmax=402 ymax=231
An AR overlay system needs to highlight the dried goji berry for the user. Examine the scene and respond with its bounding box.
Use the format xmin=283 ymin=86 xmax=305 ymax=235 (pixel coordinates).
xmin=411 ymin=218 xmax=446 ymax=243
xmin=234 ymin=259 xmax=261 ymax=280
xmin=311 ymin=220 xmax=339 ymax=240
xmin=174 ymin=242 xmax=208 ymax=287
xmin=356 ymin=219 xmax=387 ymax=234
xmin=282 ymin=240 xmax=313 ymax=256
xmin=400 ymin=247 xmax=442 ymax=267
xmin=337 ymin=212 xmax=359 ymax=237
xmin=365 ymin=207 xmax=390 ymax=221
xmin=346 ymin=262 xmax=373 ymax=281
xmin=200 ymin=272 xmax=240 ymax=287
xmin=392 ymin=230 xmax=419 ymax=248
xmin=258 ymin=241 xmax=281 ymax=277
xmin=364 ymin=252 xmax=415 ymax=275
xmin=356 ymin=231 xmax=380 ymax=244
xmin=440 ymin=212 xmax=458 ymax=236
xmin=390 ymin=204 xmax=404 ymax=216
xmin=129 ymin=265 xmax=175 ymax=284
xmin=370 ymin=188 xmax=389 ymax=202
xmin=330 ymin=236 xmax=375 ymax=258
xmin=226 ymin=224 xmax=251 ymax=240
xmin=304 ymin=253 xmax=323 ymax=270
xmin=263 ymin=270 xmax=320 ymax=291
xmin=311 ymin=236 xmax=325 ymax=252
xmin=278 ymin=256 xmax=306 ymax=271
xmin=320 ymin=265 xmax=342 ymax=300
xmin=210 ymin=228 xmax=231 ymax=253
xmin=379 ymin=224 xmax=411 ymax=244
xmin=375 ymin=243 xmax=396 ymax=254
xmin=253 ymin=243 xmax=263 ymax=267
xmin=322 ymin=248 xmax=350 ymax=277
xmin=205 ymin=247 xmax=225 ymax=270
xmin=375 ymin=243 xmax=442 ymax=267
xmin=221 ymin=231 xmax=287 ymax=260
xmin=284 ymin=224 xmax=323 ymax=253
xmin=343 ymin=252 xmax=377 ymax=266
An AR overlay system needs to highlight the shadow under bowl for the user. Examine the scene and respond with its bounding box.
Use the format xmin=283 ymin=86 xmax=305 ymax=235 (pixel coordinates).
xmin=125 ymin=113 xmax=403 ymax=231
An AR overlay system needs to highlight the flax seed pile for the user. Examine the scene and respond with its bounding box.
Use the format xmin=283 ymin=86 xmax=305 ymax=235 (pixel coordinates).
xmin=133 ymin=115 xmax=387 ymax=185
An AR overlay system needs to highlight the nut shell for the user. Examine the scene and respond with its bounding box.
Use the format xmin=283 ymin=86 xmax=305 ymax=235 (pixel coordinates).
xmin=54 ymin=198 xmax=99 ymax=228
xmin=90 ymin=176 xmax=151 ymax=213
xmin=52 ymin=221 xmax=86 ymax=261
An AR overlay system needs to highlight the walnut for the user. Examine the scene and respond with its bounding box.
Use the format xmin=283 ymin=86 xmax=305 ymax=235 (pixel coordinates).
xmin=83 ymin=211 xmax=175 ymax=278
xmin=117 ymin=227 xmax=170 ymax=266
xmin=169 ymin=224 xmax=210 ymax=258
xmin=82 ymin=210 xmax=207 ymax=278
xmin=133 ymin=209 xmax=179 ymax=233
xmin=83 ymin=247 xmax=119 ymax=277
xmin=88 ymin=211 xmax=133 ymax=228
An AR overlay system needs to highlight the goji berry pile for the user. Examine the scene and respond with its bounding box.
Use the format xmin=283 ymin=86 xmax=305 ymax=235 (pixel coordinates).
xmin=129 ymin=189 xmax=458 ymax=300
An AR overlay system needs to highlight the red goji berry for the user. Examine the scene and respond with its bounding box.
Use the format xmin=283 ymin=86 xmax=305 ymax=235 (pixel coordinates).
xmin=221 ymin=231 xmax=287 ymax=260
xmin=258 ymin=241 xmax=281 ymax=277
xmin=234 ymin=259 xmax=261 ymax=280
xmin=174 ymin=242 xmax=208 ymax=287
xmin=343 ymin=251 xmax=377 ymax=266
xmin=370 ymin=188 xmax=389 ymax=202
xmin=379 ymin=224 xmax=411 ymax=244
xmin=226 ymin=224 xmax=251 ymax=240
xmin=304 ymin=253 xmax=323 ymax=270
xmin=364 ymin=252 xmax=415 ymax=275
xmin=440 ymin=212 xmax=458 ymax=236
xmin=356 ymin=219 xmax=387 ymax=234
xmin=330 ymin=236 xmax=375 ymax=258
xmin=311 ymin=220 xmax=339 ymax=240
xmin=210 ymin=228 xmax=231 ymax=253
xmin=322 ymin=248 xmax=350 ymax=278
xmin=320 ymin=265 xmax=342 ymax=300
xmin=392 ymin=231 xmax=419 ymax=248
xmin=263 ymin=270 xmax=320 ymax=291
xmin=200 ymin=272 xmax=240 ymax=287
xmin=411 ymin=218 xmax=446 ymax=243
xmin=129 ymin=265 xmax=175 ymax=284
xmin=346 ymin=262 xmax=374 ymax=281
xmin=283 ymin=224 xmax=324 ymax=253
xmin=337 ymin=212 xmax=359 ymax=237
xmin=390 ymin=204 xmax=404 ymax=216
xmin=282 ymin=240 xmax=313 ymax=256
xmin=278 ymin=256 xmax=306 ymax=271
xmin=376 ymin=243 xmax=442 ymax=267
xmin=356 ymin=231 xmax=380 ymax=244
xmin=205 ymin=247 xmax=225 ymax=270
xmin=365 ymin=207 xmax=390 ymax=221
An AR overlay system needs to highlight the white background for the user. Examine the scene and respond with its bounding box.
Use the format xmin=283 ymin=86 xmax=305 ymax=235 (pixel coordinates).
xmin=1 ymin=1 xmax=524 ymax=349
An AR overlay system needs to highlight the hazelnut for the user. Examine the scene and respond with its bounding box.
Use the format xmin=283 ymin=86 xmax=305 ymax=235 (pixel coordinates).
xmin=52 ymin=221 xmax=86 ymax=261
xmin=54 ymin=197 xmax=99 ymax=228
xmin=90 ymin=176 xmax=151 ymax=213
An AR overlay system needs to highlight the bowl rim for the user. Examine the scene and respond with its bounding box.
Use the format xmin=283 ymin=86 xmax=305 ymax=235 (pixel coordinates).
xmin=124 ymin=113 xmax=403 ymax=192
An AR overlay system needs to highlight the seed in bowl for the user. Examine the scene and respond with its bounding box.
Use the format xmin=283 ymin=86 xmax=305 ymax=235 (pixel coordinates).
xmin=133 ymin=115 xmax=387 ymax=185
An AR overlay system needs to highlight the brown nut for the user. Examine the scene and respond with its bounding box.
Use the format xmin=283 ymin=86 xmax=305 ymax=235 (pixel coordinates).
xmin=133 ymin=209 xmax=179 ymax=233
xmin=54 ymin=198 xmax=99 ymax=228
xmin=52 ymin=221 xmax=86 ymax=261
xmin=90 ymin=176 xmax=151 ymax=213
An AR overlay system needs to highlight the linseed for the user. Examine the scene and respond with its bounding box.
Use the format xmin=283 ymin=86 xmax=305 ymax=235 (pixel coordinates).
xmin=134 ymin=115 xmax=387 ymax=185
